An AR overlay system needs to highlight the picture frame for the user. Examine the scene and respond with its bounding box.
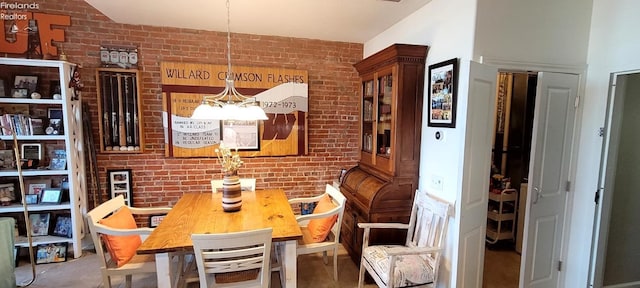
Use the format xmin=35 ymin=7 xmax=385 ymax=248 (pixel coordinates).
xmin=0 ymin=149 xmax=15 ymax=169
xmin=13 ymin=75 xmax=38 ymax=94
xmin=107 ymin=169 xmax=133 ymax=207
xmin=11 ymin=88 xmax=28 ymax=98
xmin=40 ymin=188 xmax=62 ymax=204
xmin=0 ymin=182 xmax=15 ymax=205
xmin=21 ymin=143 xmax=43 ymax=160
xmin=25 ymin=194 xmax=38 ymax=205
xmin=221 ymin=120 xmax=260 ymax=150
xmin=428 ymin=58 xmax=458 ymax=128
xmin=48 ymin=149 xmax=66 ymax=170
xmin=35 ymin=242 xmax=68 ymax=264
xmin=24 ymin=178 xmax=51 ymax=197
xmin=47 ymin=108 xmax=64 ymax=135
xmin=29 ymin=213 xmax=50 ymax=236
xmin=52 ymin=214 xmax=72 ymax=238
xmin=149 ymin=214 xmax=167 ymax=228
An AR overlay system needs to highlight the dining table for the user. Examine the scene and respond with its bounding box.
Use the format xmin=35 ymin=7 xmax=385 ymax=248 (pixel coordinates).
xmin=137 ymin=189 xmax=303 ymax=288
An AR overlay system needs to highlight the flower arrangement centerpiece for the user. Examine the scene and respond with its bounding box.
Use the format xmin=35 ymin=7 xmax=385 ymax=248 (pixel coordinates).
xmin=215 ymin=142 xmax=243 ymax=212
xmin=215 ymin=142 xmax=243 ymax=176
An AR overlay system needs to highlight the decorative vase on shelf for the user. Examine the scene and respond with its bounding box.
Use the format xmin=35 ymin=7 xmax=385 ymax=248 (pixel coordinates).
xmin=221 ymin=171 xmax=242 ymax=212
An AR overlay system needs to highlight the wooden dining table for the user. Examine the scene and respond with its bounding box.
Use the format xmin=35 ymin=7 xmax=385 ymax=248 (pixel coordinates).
xmin=137 ymin=189 xmax=303 ymax=288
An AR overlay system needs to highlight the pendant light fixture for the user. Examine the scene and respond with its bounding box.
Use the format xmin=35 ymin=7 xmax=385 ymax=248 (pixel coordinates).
xmin=191 ymin=0 xmax=268 ymax=121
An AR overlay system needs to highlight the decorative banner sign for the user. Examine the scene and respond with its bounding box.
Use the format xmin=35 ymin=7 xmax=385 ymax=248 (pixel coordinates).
xmin=161 ymin=62 xmax=308 ymax=157
xmin=0 ymin=11 xmax=71 ymax=57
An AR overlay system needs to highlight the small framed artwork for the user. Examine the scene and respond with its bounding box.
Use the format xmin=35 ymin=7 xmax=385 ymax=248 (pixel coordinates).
xmin=11 ymin=88 xmax=28 ymax=98
xmin=25 ymin=194 xmax=38 ymax=205
xmin=35 ymin=242 xmax=68 ymax=264
xmin=0 ymin=183 xmax=15 ymax=205
xmin=24 ymin=178 xmax=51 ymax=197
xmin=221 ymin=120 xmax=260 ymax=150
xmin=107 ymin=169 xmax=133 ymax=207
xmin=40 ymin=188 xmax=62 ymax=204
xmin=428 ymin=58 xmax=458 ymax=128
xmin=29 ymin=213 xmax=50 ymax=236
xmin=52 ymin=214 xmax=72 ymax=238
xmin=13 ymin=75 xmax=38 ymax=94
xmin=149 ymin=214 xmax=167 ymax=228
xmin=47 ymin=108 xmax=64 ymax=135
xmin=21 ymin=143 xmax=43 ymax=160
xmin=0 ymin=149 xmax=14 ymax=169
xmin=48 ymin=149 xmax=66 ymax=170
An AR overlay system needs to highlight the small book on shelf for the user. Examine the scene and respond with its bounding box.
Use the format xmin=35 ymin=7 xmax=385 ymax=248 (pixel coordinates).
xmin=29 ymin=118 xmax=44 ymax=135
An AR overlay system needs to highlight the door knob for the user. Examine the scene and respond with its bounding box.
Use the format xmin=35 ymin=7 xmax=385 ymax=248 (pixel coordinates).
xmin=533 ymin=187 xmax=542 ymax=204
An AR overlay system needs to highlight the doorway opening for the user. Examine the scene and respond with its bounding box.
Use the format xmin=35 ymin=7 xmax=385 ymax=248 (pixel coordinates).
xmin=589 ymin=72 xmax=640 ymax=287
xmin=483 ymin=71 xmax=537 ymax=288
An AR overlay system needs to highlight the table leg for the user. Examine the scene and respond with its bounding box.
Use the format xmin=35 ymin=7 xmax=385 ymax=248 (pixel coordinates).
xmin=282 ymin=240 xmax=297 ymax=287
xmin=155 ymin=252 xmax=173 ymax=288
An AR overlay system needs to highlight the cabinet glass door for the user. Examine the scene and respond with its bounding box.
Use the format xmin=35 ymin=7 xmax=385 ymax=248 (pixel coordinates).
xmin=362 ymin=80 xmax=374 ymax=153
xmin=376 ymin=74 xmax=393 ymax=158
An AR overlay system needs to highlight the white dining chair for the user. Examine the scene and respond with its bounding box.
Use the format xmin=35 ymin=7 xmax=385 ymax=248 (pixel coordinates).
xmin=86 ymin=195 xmax=171 ymax=288
xmin=191 ymin=228 xmax=273 ymax=288
xmin=287 ymin=184 xmax=346 ymax=281
xmin=211 ymin=178 xmax=257 ymax=193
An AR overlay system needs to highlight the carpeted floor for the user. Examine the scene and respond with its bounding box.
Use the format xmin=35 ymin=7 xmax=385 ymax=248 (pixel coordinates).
xmin=14 ymin=243 xmax=519 ymax=287
xmin=483 ymin=244 xmax=521 ymax=288
xmin=14 ymin=244 xmax=377 ymax=288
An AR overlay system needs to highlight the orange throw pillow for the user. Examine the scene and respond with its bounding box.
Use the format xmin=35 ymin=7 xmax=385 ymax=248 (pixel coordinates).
xmin=99 ymin=206 xmax=141 ymax=267
xmin=306 ymin=194 xmax=338 ymax=243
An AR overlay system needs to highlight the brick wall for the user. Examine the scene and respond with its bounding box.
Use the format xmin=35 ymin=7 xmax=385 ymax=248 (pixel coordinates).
xmin=31 ymin=0 xmax=362 ymax=208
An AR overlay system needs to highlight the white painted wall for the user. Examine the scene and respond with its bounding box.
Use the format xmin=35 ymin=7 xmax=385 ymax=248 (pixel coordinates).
xmin=364 ymin=0 xmax=477 ymax=286
xmin=567 ymin=0 xmax=640 ymax=285
xmin=473 ymin=0 xmax=592 ymax=66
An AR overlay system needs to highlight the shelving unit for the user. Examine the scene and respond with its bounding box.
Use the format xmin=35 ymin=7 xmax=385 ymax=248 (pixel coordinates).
xmin=486 ymin=188 xmax=517 ymax=244
xmin=0 ymin=58 xmax=86 ymax=258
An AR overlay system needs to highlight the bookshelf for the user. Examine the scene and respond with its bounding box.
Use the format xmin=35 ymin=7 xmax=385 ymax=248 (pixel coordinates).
xmin=0 ymin=58 xmax=86 ymax=258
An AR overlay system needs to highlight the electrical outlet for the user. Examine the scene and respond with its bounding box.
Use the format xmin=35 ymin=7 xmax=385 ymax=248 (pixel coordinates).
xmin=431 ymin=175 xmax=444 ymax=191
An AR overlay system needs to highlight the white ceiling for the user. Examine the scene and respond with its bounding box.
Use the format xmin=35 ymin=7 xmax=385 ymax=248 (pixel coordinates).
xmin=84 ymin=0 xmax=431 ymax=43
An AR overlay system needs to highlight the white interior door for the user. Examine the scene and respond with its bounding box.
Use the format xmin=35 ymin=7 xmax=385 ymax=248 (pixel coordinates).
xmin=457 ymin=61 xmax=497 ymax=288
xmin=520 ymin=72 xmax=579 ymax=288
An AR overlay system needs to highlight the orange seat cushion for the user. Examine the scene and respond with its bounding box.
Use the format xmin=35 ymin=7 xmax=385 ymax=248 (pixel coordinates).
xmin=99 ymin=206 xmax=141 ymax=267
xmin=306 ymin=194 xmax=338 ymax=243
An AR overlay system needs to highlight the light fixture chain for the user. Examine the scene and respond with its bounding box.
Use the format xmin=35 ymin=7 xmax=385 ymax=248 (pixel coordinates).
xmin=226 ymin=0 xmax=232 ymax=81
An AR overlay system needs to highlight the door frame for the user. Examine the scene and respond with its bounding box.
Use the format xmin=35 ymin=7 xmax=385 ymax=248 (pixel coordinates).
xmin=588 ymin=69 xmax=640 ymax=287
xmin=480 ymin=58 xmax=586 ymax=288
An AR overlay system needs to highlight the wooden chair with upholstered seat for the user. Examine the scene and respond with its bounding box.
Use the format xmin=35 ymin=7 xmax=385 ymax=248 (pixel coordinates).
xmin=86 ymin=195 xmax=171 ymax=288
xmin=211 ymin=178 xmax=257 ymax=192
xmin=287 ymin=184 xmax=346 ymax=281
xmin=191 ymin=228 xmax=273 ymax=288
xmin=357 ymin=190 xmax=452 ymax=288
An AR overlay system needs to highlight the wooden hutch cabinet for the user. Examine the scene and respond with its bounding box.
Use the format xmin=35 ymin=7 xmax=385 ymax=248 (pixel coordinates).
xmin=340 ymin=44 xmax=428 ymax=264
